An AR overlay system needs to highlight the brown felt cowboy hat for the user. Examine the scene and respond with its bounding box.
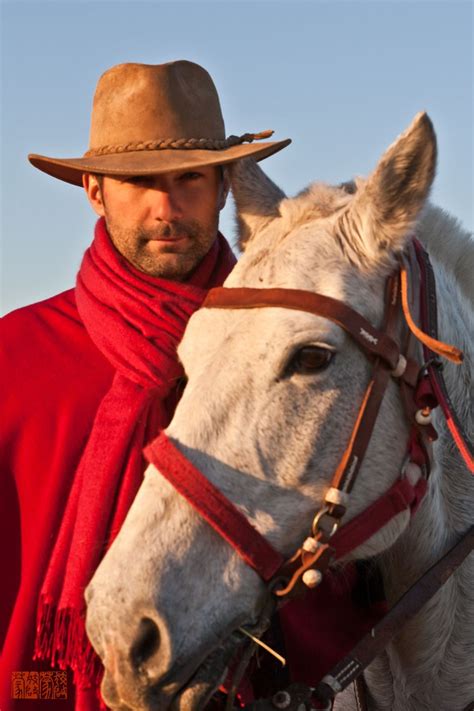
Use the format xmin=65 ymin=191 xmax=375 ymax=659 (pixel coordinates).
xmin=29 ymin=60 xmax=291 ymax=187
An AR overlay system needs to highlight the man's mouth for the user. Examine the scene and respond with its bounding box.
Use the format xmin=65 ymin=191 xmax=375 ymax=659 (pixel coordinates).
xmin=147 ymin=235 xmax=190 ymax=242
xmin=143 ymin=223 xmax=197 ymax=242
xmin=145 ymin=235 xmax=193 ymax=252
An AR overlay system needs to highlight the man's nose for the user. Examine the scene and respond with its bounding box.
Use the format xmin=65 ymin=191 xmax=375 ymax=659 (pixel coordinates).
xmin=150 ymin=189 xmax=182 ymax=222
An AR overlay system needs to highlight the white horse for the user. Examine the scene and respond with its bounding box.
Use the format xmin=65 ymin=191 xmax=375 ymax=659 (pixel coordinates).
xmin=85 ymin=113 xmax=474 ymax=711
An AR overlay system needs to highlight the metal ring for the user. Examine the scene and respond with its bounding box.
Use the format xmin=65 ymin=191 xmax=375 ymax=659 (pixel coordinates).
xmin=312 ymin=507 xmax=329 ymax=535
xmin=312 ymin=507 xmax=340 ymax=538
xmin=416 ymin=356 xmax=443 ymax=384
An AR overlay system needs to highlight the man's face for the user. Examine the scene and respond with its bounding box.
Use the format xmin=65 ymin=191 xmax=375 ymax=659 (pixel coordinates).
xmin=84 ymin=166 xmax=228 ymax=281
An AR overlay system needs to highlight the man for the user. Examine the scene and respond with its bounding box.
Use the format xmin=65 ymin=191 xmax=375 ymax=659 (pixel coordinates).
xmin=0 ymin=60 xmax=290 ymax=710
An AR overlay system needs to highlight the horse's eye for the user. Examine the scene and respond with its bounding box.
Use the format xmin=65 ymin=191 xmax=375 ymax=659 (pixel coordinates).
xmin=287 ymin=346 xmax=334 ymax=375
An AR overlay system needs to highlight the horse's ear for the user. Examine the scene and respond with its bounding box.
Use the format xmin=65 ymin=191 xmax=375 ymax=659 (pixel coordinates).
xmin=229 ymin=159 xmax=286 ymax=250
xmin=338 ymin=112 xmax=437 ymax=264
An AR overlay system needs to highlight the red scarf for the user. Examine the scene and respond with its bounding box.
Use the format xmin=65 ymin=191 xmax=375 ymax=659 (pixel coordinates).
xmin=34 ymin=218 xmax=236 ymax=689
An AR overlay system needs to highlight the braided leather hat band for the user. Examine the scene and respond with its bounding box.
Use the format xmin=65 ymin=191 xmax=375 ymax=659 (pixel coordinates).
xmin=84 ymin=130 xmax=275 ymax=157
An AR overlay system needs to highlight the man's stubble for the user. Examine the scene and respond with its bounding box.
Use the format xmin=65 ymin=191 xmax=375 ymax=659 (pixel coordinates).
xmin=103 ymin=210 xmax=220 ymax=282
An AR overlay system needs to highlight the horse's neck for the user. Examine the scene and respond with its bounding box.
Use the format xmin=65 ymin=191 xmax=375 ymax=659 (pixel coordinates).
xmin=366 ymin=256 xmax=474 ymax=710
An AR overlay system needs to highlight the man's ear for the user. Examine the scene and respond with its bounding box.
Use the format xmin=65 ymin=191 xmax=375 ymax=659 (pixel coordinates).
xmin=83 ymin=173 xmax=106 ymax=217
xmin=217 ymin=166 xmax=230 ymax=211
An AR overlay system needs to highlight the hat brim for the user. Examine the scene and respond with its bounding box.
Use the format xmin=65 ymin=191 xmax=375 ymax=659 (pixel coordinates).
xmin=28 ymin=139 xmax=291 ymax=187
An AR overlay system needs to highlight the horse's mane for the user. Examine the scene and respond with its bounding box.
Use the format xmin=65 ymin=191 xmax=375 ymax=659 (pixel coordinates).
xmin=416 ymin=204 xmax=474 ymax=304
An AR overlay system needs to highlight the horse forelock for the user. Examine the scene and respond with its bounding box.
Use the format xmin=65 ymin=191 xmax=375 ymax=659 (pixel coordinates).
xmin=278 ymin=181 xmax=354 ymax=228
xmin=228 ymin=181 xmax=388 ymax=330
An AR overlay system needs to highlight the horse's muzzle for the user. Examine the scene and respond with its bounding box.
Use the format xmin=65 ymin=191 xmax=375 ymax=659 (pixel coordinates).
xmin=86 ymin=583 xmax=246 ymax=711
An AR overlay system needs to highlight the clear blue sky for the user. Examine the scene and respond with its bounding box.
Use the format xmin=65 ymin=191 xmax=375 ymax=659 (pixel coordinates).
xmin=1 ymin=0 xmax=472 ymax=315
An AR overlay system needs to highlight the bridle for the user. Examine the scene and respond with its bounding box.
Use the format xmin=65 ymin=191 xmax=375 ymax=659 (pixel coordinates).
xmin=144 ymin=239 xmax=473 ymax=708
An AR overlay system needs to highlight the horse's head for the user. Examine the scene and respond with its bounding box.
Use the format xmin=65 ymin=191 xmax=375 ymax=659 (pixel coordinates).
xmin=86 ymin=113 xmax=437 ymax=710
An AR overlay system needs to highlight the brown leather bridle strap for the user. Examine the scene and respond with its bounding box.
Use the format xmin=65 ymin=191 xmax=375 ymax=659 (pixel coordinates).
xmin=203 ymin=286 xmax=413 ymax=378
xmin=330 ymin=274 xmax=402 ymax=496
xmin=412 ymin=240 xmax=474 ymax=471
xmin=330 ymin=365 xmax=391 ymax=495
xmin=313 ymin=525 xmax=474 ymax=705
xmin=271 ymin=274 xmax=414 ymax=597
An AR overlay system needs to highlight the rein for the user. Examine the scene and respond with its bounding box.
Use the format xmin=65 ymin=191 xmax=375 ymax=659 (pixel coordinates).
xmin=144 ymin=241 xmax=473 ymax=708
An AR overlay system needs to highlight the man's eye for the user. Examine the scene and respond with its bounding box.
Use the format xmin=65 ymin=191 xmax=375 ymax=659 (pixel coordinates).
xmin=121 ymin=175 xmax=151 ymax=186
xmin=180 ymin=172 xmax=202 ymax=181
xmin=285 ymin=346 xmax=334 ymax=376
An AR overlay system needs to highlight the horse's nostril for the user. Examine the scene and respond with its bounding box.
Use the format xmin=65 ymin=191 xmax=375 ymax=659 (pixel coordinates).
xmin=130 ymin=617 xmax=161 ymax=668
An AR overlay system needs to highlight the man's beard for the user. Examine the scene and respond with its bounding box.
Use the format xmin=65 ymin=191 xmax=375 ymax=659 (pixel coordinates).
xmin=105 ymin=215 xmax=219 ymax=281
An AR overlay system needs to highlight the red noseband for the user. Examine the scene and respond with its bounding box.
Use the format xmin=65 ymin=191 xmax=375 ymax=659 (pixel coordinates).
xmin=145 ymin=433 xmax=284 ymax=581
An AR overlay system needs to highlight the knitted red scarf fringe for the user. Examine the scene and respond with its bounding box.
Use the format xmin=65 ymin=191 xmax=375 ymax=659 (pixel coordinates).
xmin=34 ymin=218 xmax=236 ymax=690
